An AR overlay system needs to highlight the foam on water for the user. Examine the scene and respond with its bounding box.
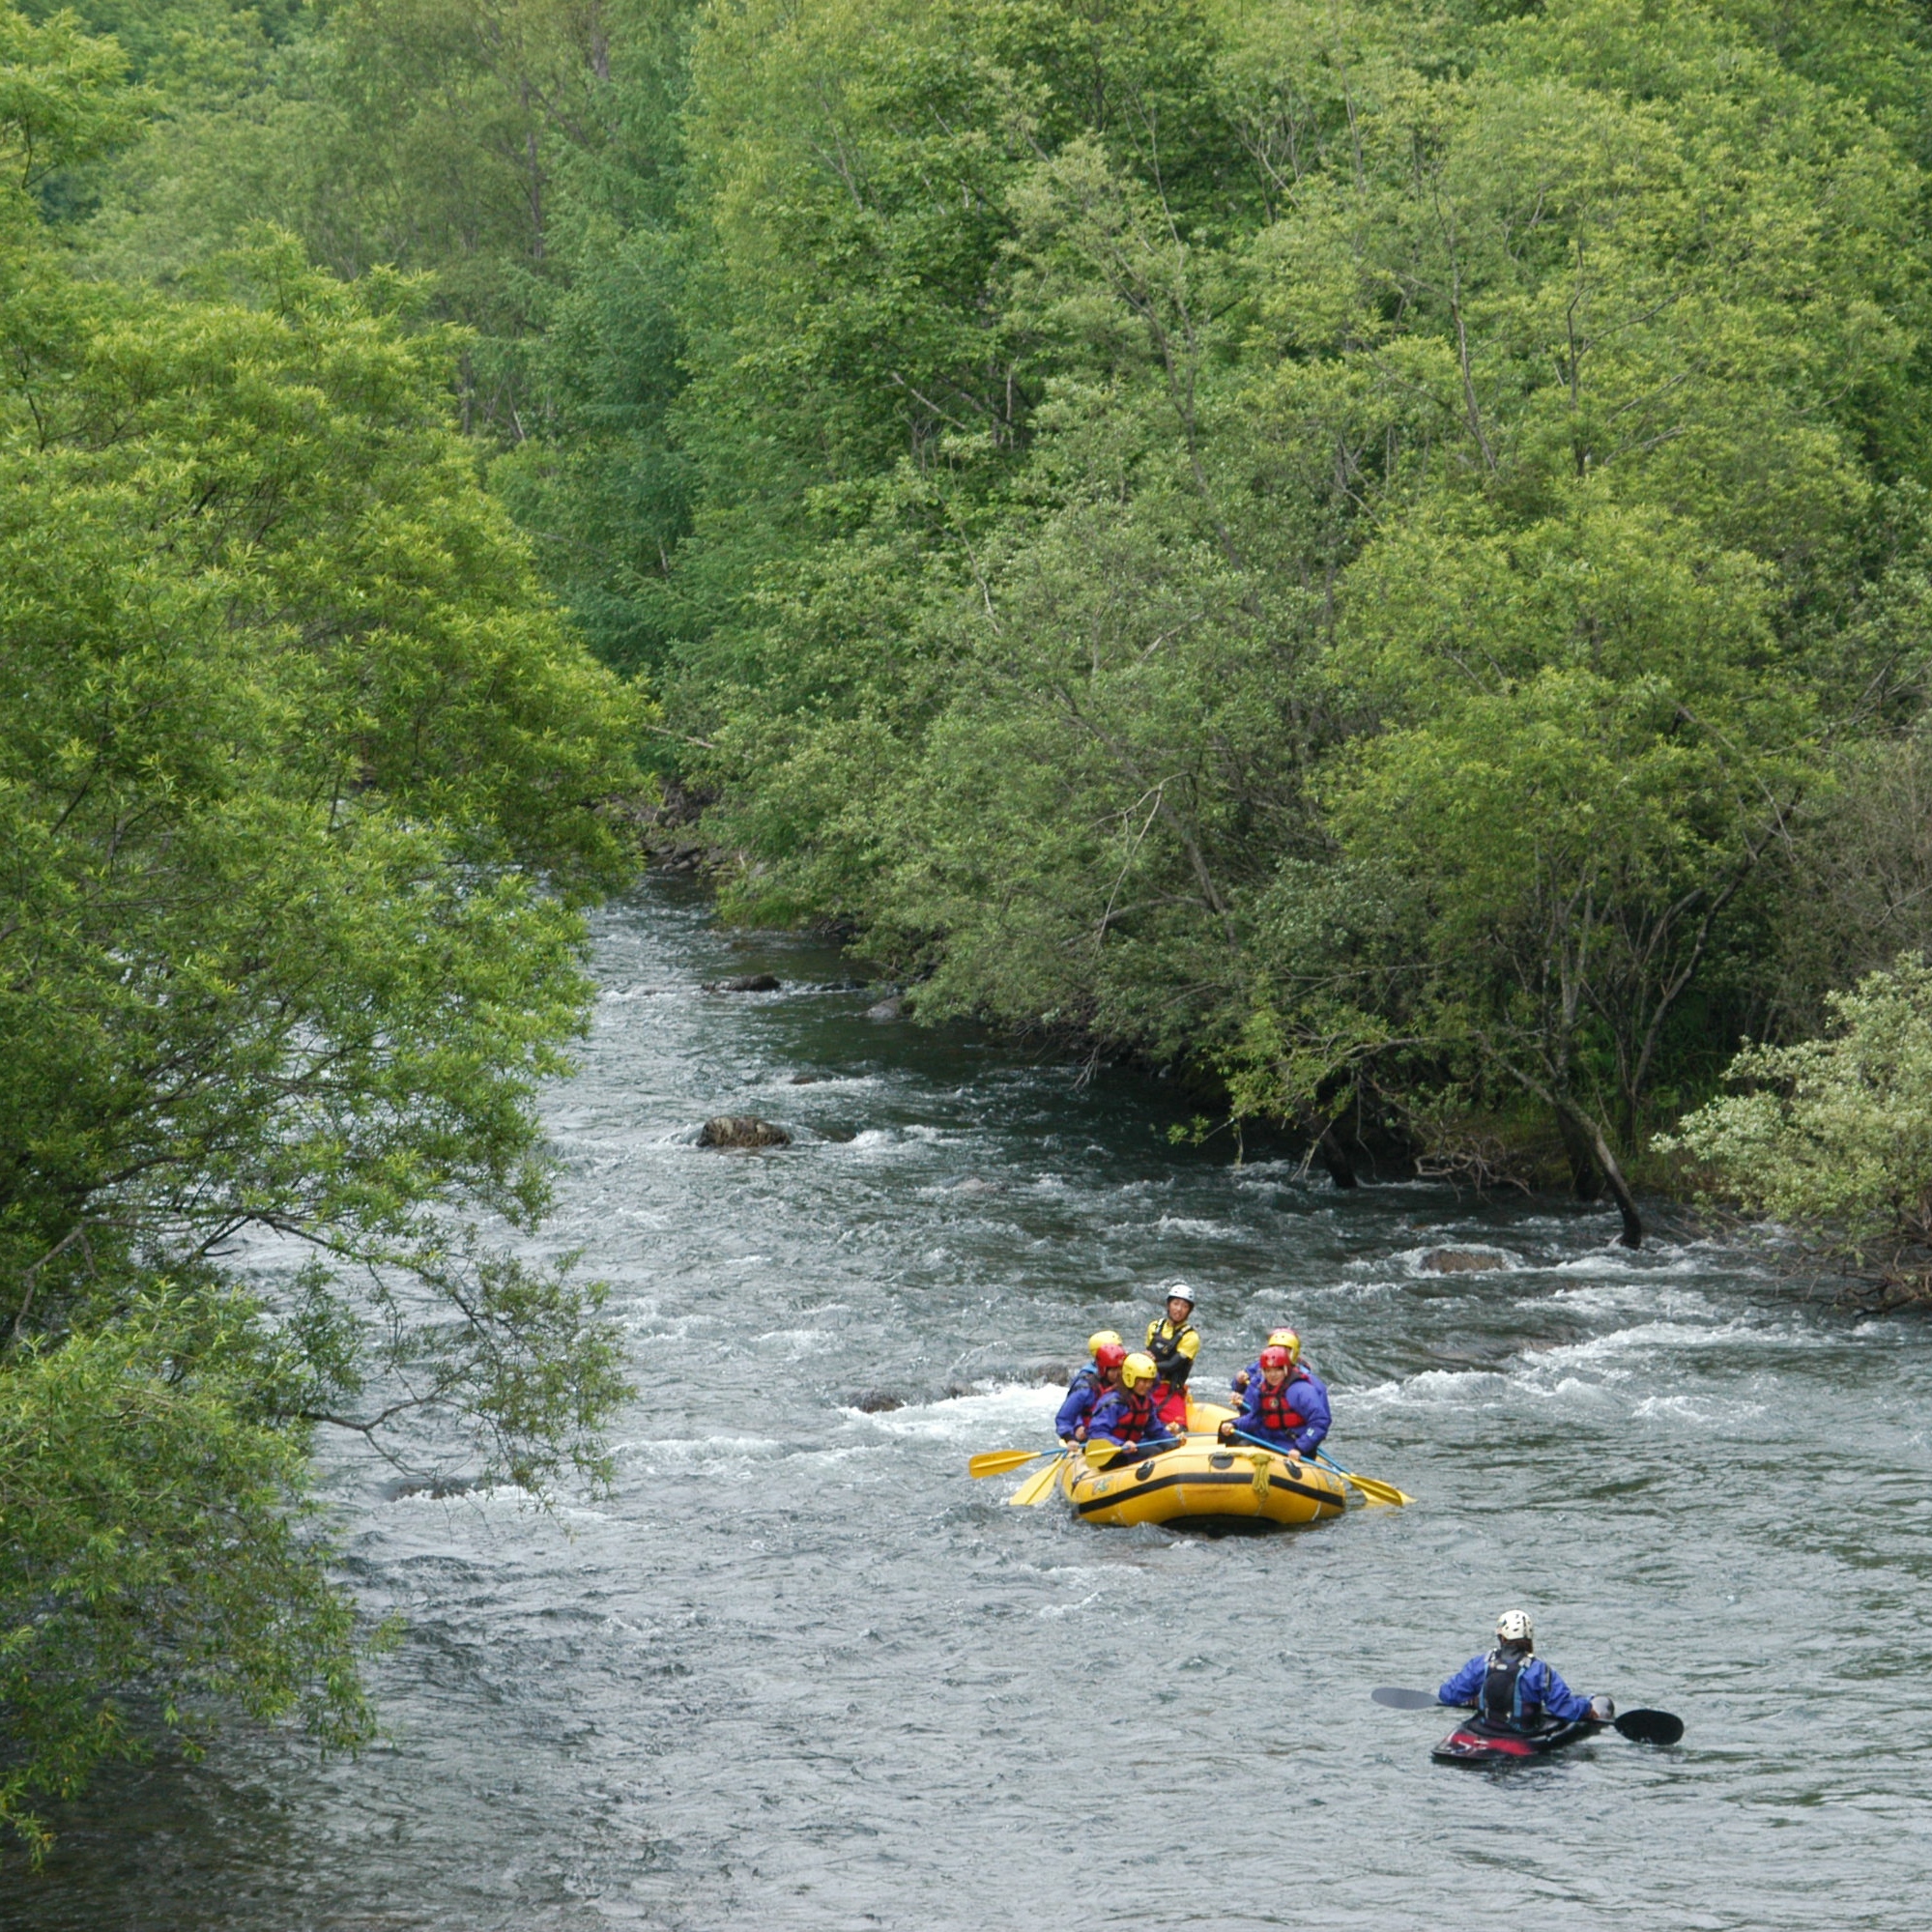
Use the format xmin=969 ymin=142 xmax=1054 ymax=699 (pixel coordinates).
xmin=19 ymin=882 xmax=1932 ymax=1932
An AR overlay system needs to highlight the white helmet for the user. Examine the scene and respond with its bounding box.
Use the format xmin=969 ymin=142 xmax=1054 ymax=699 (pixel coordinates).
xmin=1164 ymin=1281 xmax=1197 ymax=1309
xmin=1495 ymin=1608 xmax=1534 ymax=1646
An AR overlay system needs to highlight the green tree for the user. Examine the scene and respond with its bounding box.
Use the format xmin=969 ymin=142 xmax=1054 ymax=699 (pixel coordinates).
xmin=1 ymin=6 xmax=641 ymax=1854
xmin=1661 ymin=955 xmax=1932 ymax=1299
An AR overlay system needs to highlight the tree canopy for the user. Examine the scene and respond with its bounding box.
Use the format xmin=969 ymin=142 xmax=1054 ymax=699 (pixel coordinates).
xmin=2 ymin=2 xmax=641 ymax=1854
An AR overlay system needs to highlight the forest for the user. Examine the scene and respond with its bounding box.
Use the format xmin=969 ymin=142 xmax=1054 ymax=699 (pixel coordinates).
xmin=7 ymin=0 xmax=1932 ymax=1853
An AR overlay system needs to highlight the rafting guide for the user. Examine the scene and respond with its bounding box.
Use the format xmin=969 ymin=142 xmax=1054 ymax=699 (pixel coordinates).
xmin=1143 ymin=1282 xmax=1199 ymax=1429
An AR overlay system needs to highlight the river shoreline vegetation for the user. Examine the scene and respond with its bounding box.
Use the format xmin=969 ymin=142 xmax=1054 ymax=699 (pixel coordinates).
xmin=4 ymin=0 xmax=1932 ymax=1862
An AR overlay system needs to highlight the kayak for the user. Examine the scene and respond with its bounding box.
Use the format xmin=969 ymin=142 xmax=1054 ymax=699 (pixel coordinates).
xmin=1430 ymin=1715 xmax=1603 ymax=1766
xmin=1056 ymin=1431 xmax=1348 ymax=1529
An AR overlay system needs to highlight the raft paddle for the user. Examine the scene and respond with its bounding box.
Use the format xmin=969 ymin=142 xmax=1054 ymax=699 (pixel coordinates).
xmin=1009 ymin=1450 xmax=1071 ymax=1507
xmin=1370 ymin=1687 xmax=1683 ymax=1745
xmin=968 ymin=1446 xmax=1057 ymax=1479
xmin=1083 ymin=1432 xmax=1187 ymax=1472
xmin=1312 ymin=1447 xmax=1412 ymax=1507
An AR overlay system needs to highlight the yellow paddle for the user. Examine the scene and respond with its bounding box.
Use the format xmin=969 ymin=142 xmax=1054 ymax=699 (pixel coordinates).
xmin=1008 ymin=1453 xmax=1069 ymax=1506
xmin=1312 ymin=1448 xmax=1413 ymax=1507
xmin=968 ymin=1446 xmax=1057 ymax=1478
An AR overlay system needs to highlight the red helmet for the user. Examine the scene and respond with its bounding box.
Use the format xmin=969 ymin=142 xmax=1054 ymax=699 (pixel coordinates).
xmin=1259 ymin=1345 xmax=1291 ymax=1371
xmin=1094 ymin=1341 xmax=1129 ymax=1373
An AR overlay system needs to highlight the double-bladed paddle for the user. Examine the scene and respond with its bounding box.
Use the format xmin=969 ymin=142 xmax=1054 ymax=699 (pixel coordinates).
xmin=1371 ymin=1686 xmax=1684 ymax=1745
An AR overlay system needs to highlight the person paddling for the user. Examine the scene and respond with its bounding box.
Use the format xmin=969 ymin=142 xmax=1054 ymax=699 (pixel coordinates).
xmin=1056 ymin=1335 xmax=1126 ymax=1443
xmin=1438 ymin=1611 xmax=1613 ymax=1733
xmin=1143 ymin=1283 xmax=1199 ymax=1430
xmin=1086 ymin=1351 xmax=1168 ymax=1449
xmin=1218 ymin=1334 xmax=1330 ymax=1457
xmin=1230 ymin=1326 xmax=1303 ymax=1398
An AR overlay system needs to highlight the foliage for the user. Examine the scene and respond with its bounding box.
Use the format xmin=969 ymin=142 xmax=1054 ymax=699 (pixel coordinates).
xmin=85 ymin=0 xmax=1932 ymax=1254
xmin=2 ymin=4 xmax=642 ymax=1855
xmin=1660 ymin=957 xmax=1932 ymax=1292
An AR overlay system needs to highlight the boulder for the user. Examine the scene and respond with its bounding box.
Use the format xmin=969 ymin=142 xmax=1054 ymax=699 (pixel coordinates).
xmin=787 ymin=1073 xmax=822 ymax=1084
xmin=1418 ymin=1247 xmax=1511 ymax=1274
xmin=866 ymin=993 xmax=907 ymax=1021
xmin=849 ymin=1390 xmax=905 ymax=1414
xmin=697 ymin=1115 xmax=793 ymax=1149
xmin=703 ymin=972 xmax=781 ymax=993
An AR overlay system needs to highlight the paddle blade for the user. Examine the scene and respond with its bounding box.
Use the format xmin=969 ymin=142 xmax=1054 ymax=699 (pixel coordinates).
xmin=968 ymin=1447 xmax=1048 ymax=1478
xmin=1009 ymin=1455 xmax=1065 ymax=1507
xmin=1614 ymin=1708 xmax=1684 ymax=1746
xmin=1371 ymin=1687 xmax=1440 ymax=1710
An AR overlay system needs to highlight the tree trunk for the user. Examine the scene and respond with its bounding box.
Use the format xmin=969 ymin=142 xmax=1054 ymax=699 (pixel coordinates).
xmin=1317 ymin=1127 xmax=1359 ymax=1190
xmin=1554 ymin=1106 xmax=1602 ymax=1202
xmin=1557 ymin=1101 xmax=1641 ymax=1248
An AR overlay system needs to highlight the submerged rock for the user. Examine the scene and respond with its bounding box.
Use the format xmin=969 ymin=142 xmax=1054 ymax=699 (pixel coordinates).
xmin=1419 ymin=1247 xmax=1512 ymax=1274
xmin=704 ymin=972 xmax=781 ymax=994
xmin=788 ymin=1073 xmax=822 ymax=1084
xmin=698 ymin=1114 xmax=793 ymax=1149
xmin=849 ymin=1389 xmax=905 ymax=1414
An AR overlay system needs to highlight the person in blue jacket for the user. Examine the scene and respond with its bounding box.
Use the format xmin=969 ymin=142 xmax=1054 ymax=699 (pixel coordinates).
xmin=1085 ymin=1352 xmax=1170 ymax=1448
xmin=1057 ymin=1337 xmax=1126 ymax=1442
xmin=1217 ymin=1339 xmax=1330 ymax=1456
xmin=1439 ymin=1610 xmax=1614 ymax=1732
xmin=1229 ymin=1326 xmax=1307 ymax=1399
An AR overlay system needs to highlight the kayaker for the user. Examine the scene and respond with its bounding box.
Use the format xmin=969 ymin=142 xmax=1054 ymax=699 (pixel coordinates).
xmin=1144 ymin=1283 xmax=1199 ymax=1429
xmin=1056 ymin=1337 xmax=1127 ymax=1442
xmin=1437 ymin=1611 xmax=1614 ymax=1733
xmin=1086 ymin=1351 xmax=1168 ymax=1448
xmin=1230 ymin=1326 xmax=1303 ymax=1397
xmin=1218 ymin=1336 xmax=1330 ymax=1456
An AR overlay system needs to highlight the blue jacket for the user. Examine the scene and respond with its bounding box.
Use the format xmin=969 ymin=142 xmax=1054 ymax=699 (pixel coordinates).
xmin=1439 ymin=1652 xmax=1593 ymax=1727
xmin=1086 ymin=1388 xmax=1165 ymax=1447
xmin=1233 ymin=1366 xmax=1330 ymax=1454
xmin=1055 ymin=1369 xmax=1103 ymax=1439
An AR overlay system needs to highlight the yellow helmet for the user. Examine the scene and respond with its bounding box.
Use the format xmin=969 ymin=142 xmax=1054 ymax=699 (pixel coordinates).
xmin=1120 ymin=1351 xmax=1159 ymax=1391
xmin=1086 ymin=1329 xmax=1123 ymax=1358
xmin=1268 ymin=1328 xmax=1301 ymax=1365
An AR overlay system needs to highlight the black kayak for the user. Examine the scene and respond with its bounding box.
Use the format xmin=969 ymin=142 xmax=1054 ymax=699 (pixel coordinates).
xmin=1430 ymin=1715 xmax=1602 ymax=1766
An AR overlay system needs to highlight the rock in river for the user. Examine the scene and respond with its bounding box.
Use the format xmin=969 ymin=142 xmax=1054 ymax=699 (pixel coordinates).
xmin=1418 ymin=1247 xmax=1512 ymax=1274
xmin=703 ymin=972 xmax=781 ymax=994
xmin=866 ymin=993 xmax=908 ymax=1021
xmin=698 ymin=1114 xmax=793 ymax=1149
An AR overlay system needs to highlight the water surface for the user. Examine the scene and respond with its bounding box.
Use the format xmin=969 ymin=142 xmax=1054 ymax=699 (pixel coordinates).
xmin=7 ymin=884 xmax=1929 ymax=1930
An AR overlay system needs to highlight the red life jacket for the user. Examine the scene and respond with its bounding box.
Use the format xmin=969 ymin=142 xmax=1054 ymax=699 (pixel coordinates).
xmin=1101 ymin=1386 xmax=1157 ymax=1440
xmin=1254 ymin=1374 xmax=1307 ymax=1434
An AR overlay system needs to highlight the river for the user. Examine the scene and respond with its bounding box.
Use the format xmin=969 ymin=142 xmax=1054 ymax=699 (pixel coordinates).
xmin=6 ymin=882 xmax=1930 ymax=1930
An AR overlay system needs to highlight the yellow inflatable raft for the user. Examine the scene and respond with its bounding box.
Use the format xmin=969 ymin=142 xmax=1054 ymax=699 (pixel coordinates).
xmin=1054 ymin=1433 xmax=1347 ymax=1529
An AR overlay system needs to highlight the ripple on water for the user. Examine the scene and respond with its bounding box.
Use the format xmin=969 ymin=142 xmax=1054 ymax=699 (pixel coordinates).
xmin=14 ymin=883 xmax=1932 ymax=1932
